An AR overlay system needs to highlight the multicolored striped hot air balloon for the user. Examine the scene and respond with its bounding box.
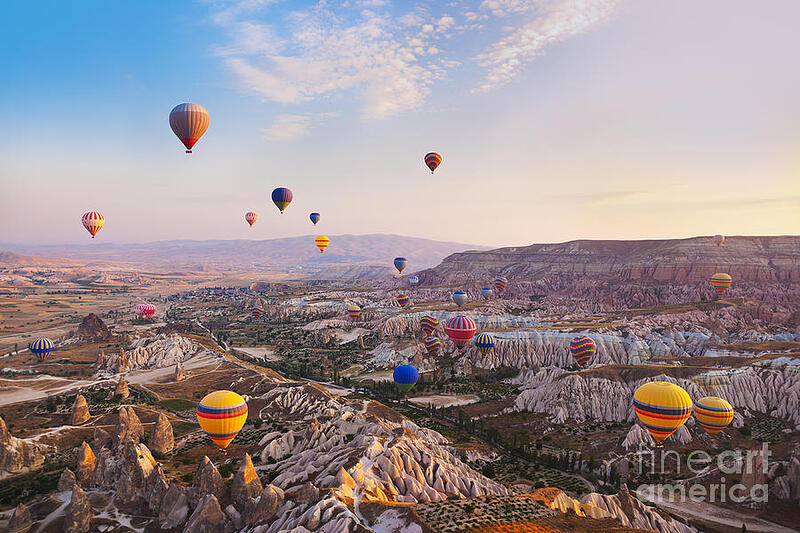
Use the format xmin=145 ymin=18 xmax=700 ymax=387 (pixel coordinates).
xmin=396 ymin=294 xmax=410 ymax=308
xmin=445 ymin=315 xmax=476 ymax=349
xmin=169 ymin=103 xmax=210 ymax=154
xmin=493 ymin=276 xmax=508 ymax=293
xmin=309 ymin=212 xmax=321 ymax=225
xmin=569 ymin=336 xmax=596 ymax=368
xmin=81 ymin=211 xmax=105 ymax=239
xmin=710 ymin=273 xmax=732 ymax=295
xmin=408 ymin=275 xmax=419 ymax=286
xmin=347 ymin=305 xmax=361 ymax=320
xmin=474 ymin=333 xmax=495 ymax=355
xmin=393 ymin=365 xmax=419 ymax=393
xmin=134 ymin=303 xmax=157 ymax=320
xmin=393 ymin=257 xmax=408 ymax=274
xmin=694 ymin=396 xmax=734 ymax=436
xmin=424 ymin=152 xmax=442 ymax=173
xmin=713 ymin=234 xmax=725 ymax=247
xmin=452 ymin=291 xmax=467 ymax=308
xmin=423 ymin=336 xmax=441 ymax=357
xmin=245 ymin=212 xmax=258 ymax=227
xmin=197 ymin=391 xmax=248 ymax=450
xmin=271 ymin=187 xmax=293 ymax=213
xmin=29 ymin=338 xmax=54 ymax=362
xmin=633 ymin=381 xmax=693 ymax=443
xmin=250 ymin=305 xmax=264 ymax=318
xmin=315 ymin=235 xmax=330 ymax=253
xmin=420 ymin=315 xmax=439 ymax=335
xmin=481 ymin=287 xmax=493 ymax=299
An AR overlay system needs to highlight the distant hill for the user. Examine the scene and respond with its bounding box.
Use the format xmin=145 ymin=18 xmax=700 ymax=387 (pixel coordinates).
xmin=0 ymin=251 xmax=79 ymax=267
xmin=419 ymin=235 xmax=800 ymax=284
xmin=6 ymin=234 xmax=486 ymax=275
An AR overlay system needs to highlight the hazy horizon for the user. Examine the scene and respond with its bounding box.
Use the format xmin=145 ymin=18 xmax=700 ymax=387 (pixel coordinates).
xmin=2 ymin=0 xmax=799 ymax=247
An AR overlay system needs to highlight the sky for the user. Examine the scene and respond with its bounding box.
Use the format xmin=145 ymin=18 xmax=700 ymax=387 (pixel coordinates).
xmin=1 ymin=0 xmax=798 ymax=248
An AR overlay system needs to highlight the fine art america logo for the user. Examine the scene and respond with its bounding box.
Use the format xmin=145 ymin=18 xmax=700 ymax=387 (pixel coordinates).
xmin=633 ymin=443 xmax=770 ymax=505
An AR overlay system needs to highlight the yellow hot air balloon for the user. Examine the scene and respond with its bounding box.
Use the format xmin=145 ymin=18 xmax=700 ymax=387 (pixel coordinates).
xmin=633 ymin=381 xmax=692 ymax=443
xmin=710 ymin=273 xmax=732 ymax=295
xmin=315 ymin=235 xmax=330 ymax=253
xmin=197 ymin=391 xmax=248 ymax=450
xmin=694 ymin=396 xmax=734 ymax=436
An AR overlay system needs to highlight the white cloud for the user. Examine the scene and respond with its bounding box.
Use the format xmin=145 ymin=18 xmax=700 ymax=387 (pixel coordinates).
xmin=475 ymin=0 xmax=619 ymax=91
xmin=262 ymin=112 xmax=339 ymax=141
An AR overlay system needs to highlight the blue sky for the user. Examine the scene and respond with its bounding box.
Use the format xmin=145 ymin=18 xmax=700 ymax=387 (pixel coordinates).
xmin=1 ymin=0 xmax=798 ymax=247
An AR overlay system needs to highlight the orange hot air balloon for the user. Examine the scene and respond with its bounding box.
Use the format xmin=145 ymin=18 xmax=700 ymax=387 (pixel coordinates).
xmin=169 ymin=103 xmax=210 ymax=153
xmin=710 ymin=273 xmax=732 ymax=295
xmin=315 ymin=235 xmax=330 ymax=253
xmin=81 ymin=211 xmax=105 ymax=238
xmin=424 ymin=152 xmax=442 ymax=173
xmin=245 ymin=212 xmax=258 ymax=227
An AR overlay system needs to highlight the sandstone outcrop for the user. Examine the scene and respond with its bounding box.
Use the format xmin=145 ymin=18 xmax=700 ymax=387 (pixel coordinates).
xmin=7 ymin=502 xmax=32 ymax=533
xmin=147 ymin=412 xmax=174 ymax=454
xmin=93 ymin=427 xmax=111 ymax=449
xmin=76 ymin=313 xmax=111 ymax=341
xmin=159 ymin=483 xmax=190 ymax=529
xmin=0 ymin=415 xmax=46 ymax=476
xmin=70 ymin=395 xmax=90 ymax=425
xmin=98 ymin=333 xmax=204 ymax=373
xmin=231 ymin=453 xmax=262 ymax=506
xmin=581 ymin=484 xmax=696 ymax=533
xmin=191 ymin=456 xmax=225 ymax=505
xmin=75 ymin=442 xmax=96 ymax=486
xmin=243 ymin=484 xmax=284 ymax=526
xmin=175 ymin=361 xmax=187 ymax=381
xmin=64 ymin=485 xmax=92 ymax=533
xmin=184 ymin=494 xmax=226 ymax=533
xmin=115 ymin=375 xmax=130 ymax=399
xmin=58 ymin=468 xmax=77 ymax=492
xmin=113 ymin=406 xmax=143 ymax=448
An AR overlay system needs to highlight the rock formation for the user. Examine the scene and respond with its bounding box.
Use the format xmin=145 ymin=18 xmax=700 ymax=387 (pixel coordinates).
xmin=174 ymin=361 xmax=187 ymax=381
xmin=147 ymin=412 xmax=174 ymax=454
xmin=75 ymin=442 xmax=96 ymax=486
xmin=113 ymin=406 xmax=143 ymax=448
xmin=243 ymin=484 xmax=284 ymax=526
xmin=93 ymin=349 xmax=106 ymax=368
xmin=231 ymin=453 xmax=262 ymax=506
xmin=70 ymin=395 xmax=90 ymax=425
xmin=58 ymin=468 xmax=77 ymax=492
xmin=64 ymin=485 xmax=92 ymax=533
xmin=184 ymin=494 xmax=226 ymax=533
xmin=7 ymin=502 xmax=32 ymax=533
xmin=114 ymin=440 xmax=157 ymax=508
xmin=159 ymin=483 xmax=190 ymax=529
xmin=0 ymin=415 xmax=46 ymax=476
xmin=117 ymin=347 xmax=129 ymax=373
xmin=76 ymin=313 xmax=111 ymax=341
xmin=115 ymin=375 xmax=130 ymax=399
xmin=98 ymin=334 xmax=204 ymax=373
xmin=581 ymin=484 xmax=696 ymax=533
xmin=191 ymin=456 xmax=225 ymax=505
xmin=93 ymin=427 xmax=111 ymax=449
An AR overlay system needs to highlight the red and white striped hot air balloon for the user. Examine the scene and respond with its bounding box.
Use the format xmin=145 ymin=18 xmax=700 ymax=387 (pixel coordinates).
xmin=245 ymin=212 xmax=258 ymax=227
xmin=81 ymin=211 xmax=105 ymax=238
xmin=134 ymin=303 xmax=157 ymax=320
xmin=169 ymin=103 xmax=210 ymax=154
xmin=445 ymin=315 xmax=476 ymax=349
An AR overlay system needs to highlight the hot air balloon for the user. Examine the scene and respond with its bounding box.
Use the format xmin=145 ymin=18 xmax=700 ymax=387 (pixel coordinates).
xmin=347 ymin=305 xmax=361 ymax=320
xmin=197 ymin=390 xmax=248 ymax=450
xmin=250 ymin=305 xmax=264 ymax=318
xmin=396 ymin=294 xmax=410 ymax=308
xmin=694 ymin=396 xmax=734 ymax=436
xmin=408 ymin=275 xmax=419 ymax=286
xmin=481 ymin=287 xmax=493 ymax=299
xmin=710 ymin=273 xmax=732 ymax=295
xmin=423 ymin=336 xmax=441 ymax=357
xmin=713 ymin=234 xmax=725 ymax=247
xmin=633 ymin=381 xmax=693 ymax=443
xmin=29 ymin=338 xmax=54 ymax=362
xmin=393 ymin=365 xmax=419 ymax=393
xmin=452 ymin=291 xmax=467 ymax=308
xmin=315 ymin=235 xmax=330 ymax=253
xmin=424 ymin=152 xmax=442 ymax=173
xmin=493 ymin=276 xmax=508 ymax=294
xmin=393 ymin=257 xmax=408 ymax=274
xmin=169 ymin=103 xmax=210 ymax=154
xmin=310 ymin=212 xmax=321 ymax=225
xmin=245 ymin=212 xmax=258 ymax=227
xmin=271 ymin=187 xmax=293 ymax=213
xmin=81 ymin=211 xmax=105 ymax=239
xmin=135 ymin=303 xmax=156 ymax=320
xmin=420 ymin=315 xmax=439 ymax=335
xmin=445 ymin=315 xmax=476 ymax=349
xmin=569 ymin=336 xmax=596 ymax=368
xmin=474 ymin=333 xmax=495 ymax=355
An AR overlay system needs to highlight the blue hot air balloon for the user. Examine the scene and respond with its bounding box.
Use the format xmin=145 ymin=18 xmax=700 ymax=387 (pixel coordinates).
xmin=393 ymin=257 xmax=408 ymax=274
xmin=408 ymin=275 xmax=419 ymax=286
xmin=452 ymin=291 xmax=467 ymax=307
xmin=393 ymin=364 xmax=419 ymax=393
xmin=481 ymin=287 xmax=493 ymax=299
xmin=29 ymin=338 xmax=55 ymax=362
xmin=271 ymin=187 xmax=293 ymax=213
xmin=310 ymin=212 xmax=321 ymax=225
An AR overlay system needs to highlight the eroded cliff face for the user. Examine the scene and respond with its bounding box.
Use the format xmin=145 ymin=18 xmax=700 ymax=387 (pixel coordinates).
xmin=97 ymin=333 xmax=207 ymax=373
xmin=0 ymin=416 xmax=47 ymax=478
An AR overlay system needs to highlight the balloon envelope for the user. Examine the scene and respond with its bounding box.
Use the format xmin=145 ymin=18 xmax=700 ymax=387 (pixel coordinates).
xmin=452 ymin=291 xmax=467 ymax=307
xmin=633 ymin=381 xmax=692 ymax=442
xmin=310 ymin=212 xmax=321 ymax=225
xmin=694 ymin=397 xmax=734 ymax=436
xmin=82 ymin=211 xmax=105 ymax=238
xmin=493 ymin=276 xmax=508 ymax=293
xmin=420 ymin=315 xmax=439 ymax=335
xmin=245 ymin=212 xmax=258 ymax=227
xmin=424 ymin=152 xmax=442 ymax=173
xmin=445 ymin=315 xmax=476 ymax=349
xmin=570 ymin=336 xmax=596 ymax=368
xmin=347 ymin=305 xmax=361 ymax=320
xmin=408 ymin=275 xmax=419 ymax=286
xmin=315 ymin=235 xmax=330 ymax=253
xmin=396 ymin=294 xmax=410 ymax=307
xmin=271 ymin=187 xmax=293 ymax=213
xmin=29 ymin=338 xmax=54 ymax=362
xmin=423 ymin=336 xmax=441 ymax=356
xmin=713 ymin=234 xmax=725 ymax=246
xmin=474 ymin=333 xmax=495 ymax=355
xmin=481 ymin=287 xmax=493 ymax=299
xmin=197 ymin=390 xmax=248 ymax=449
xmin=393 ymin=365 xmax=419 ymax=393
xmin=710 ymin=273 xmax=732 ymax=294
xmin=250 ymin=305 xmax=264 ymax=318
xmin=169 ymin=103 xmax=210 ymax=153
xmin=135 ymin=303 xmax=156 ymax=319
xmin=393 ymin=257 xmax=408 ymax=273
